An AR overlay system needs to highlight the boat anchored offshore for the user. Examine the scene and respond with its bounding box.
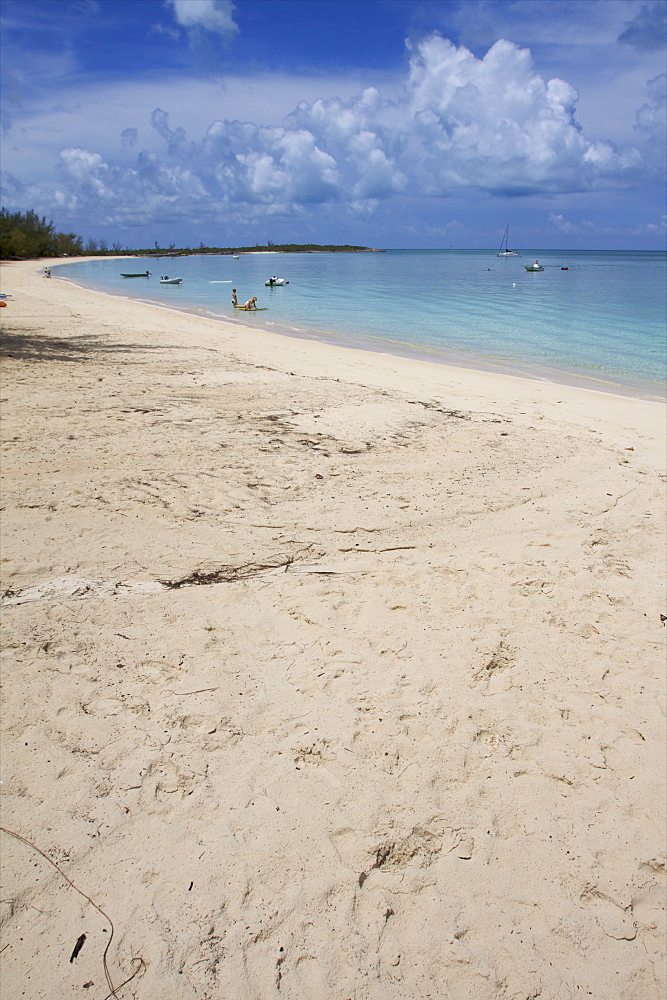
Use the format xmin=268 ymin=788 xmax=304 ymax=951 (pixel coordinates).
xmin=524 ymin=260 xmax=544 ymax=272
xmin=497 ymin=226 xmax=520 ymax=257
xmin=265 ymin=276 xmax=287 ymax=286
xmin=121 ymin=270 xmax=151 ymax=277
xmin=159 ymin=276 xmax=182 ymax=284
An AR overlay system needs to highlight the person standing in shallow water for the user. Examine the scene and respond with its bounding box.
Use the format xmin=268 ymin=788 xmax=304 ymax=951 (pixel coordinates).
xmin=231 ymin=288 xmax=238 ymax=306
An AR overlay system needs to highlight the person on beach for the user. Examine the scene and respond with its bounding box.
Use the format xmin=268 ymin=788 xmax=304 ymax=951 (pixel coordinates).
xmin=244 ymin=297 xmax=258 ymax=310
xmin=231 ymin=288 xmax=238 ymax=306
xmin=44 ymin=267 xmax=51 ymax=278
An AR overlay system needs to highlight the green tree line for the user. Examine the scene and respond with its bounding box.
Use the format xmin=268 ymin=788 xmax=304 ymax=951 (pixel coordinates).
xmin=0 ymin=208 xmax=85 ymax=259
xmin=1 ymin=207 xmax=378 ymax=259
xmin=134 ymin=242 xmax=378 ymax=255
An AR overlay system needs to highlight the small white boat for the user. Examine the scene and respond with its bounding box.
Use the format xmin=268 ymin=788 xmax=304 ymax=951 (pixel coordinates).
xmin=497 ymin=225 xmax=520 ymax=257
xmin=265 ymin=276 xmax=286 ymax=286
xmin=524 ymin=262 xmax=544 ymax=272
xmin=159 ymin=276 xmax=182 ymax=284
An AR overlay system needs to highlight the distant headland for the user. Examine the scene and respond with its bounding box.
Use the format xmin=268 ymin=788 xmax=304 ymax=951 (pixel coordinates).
xmin=0 ymin=210 xmax=385 ymax=259
xmin=136 ymin=243 xmax=386 ymax=258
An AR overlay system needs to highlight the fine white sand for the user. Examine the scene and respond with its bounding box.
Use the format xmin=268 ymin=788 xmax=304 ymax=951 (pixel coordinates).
xmin=1 ymin=258 xmax=665 ymax=1000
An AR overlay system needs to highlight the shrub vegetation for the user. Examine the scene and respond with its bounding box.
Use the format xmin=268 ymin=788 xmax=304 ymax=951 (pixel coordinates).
xmin=0 ymin=207 xmax=378 ymax=259
xmin=0 ymin=208 xmax=84 ymax=259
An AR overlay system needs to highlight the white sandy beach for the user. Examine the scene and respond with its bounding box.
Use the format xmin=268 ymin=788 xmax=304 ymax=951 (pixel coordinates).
xmin=1 ymin=258 xmax=665 ymax=1000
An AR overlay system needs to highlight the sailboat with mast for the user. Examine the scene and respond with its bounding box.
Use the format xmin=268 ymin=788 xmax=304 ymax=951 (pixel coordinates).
xmin=497 ymin=226 xmax=520 ymax=257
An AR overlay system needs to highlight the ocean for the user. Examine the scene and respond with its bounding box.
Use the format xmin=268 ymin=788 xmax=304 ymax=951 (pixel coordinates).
xmin=54 ymin=249 xmax=666 ymax=399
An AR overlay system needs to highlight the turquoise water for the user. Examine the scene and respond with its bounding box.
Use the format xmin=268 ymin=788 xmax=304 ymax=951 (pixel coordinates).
xmin=55 ymin=250 xmax=666 ymax=398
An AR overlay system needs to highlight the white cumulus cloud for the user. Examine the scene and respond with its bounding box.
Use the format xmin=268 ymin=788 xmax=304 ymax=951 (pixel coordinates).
xmin=2 ymin=33 xmax=662 ymax=237
xmin=166 ymin=0 xmax=238 ymax=37
xmin=548 ymin=212 xmax=578 ymax=233
xmin=633 ymin=73 xmax=667 ymax=171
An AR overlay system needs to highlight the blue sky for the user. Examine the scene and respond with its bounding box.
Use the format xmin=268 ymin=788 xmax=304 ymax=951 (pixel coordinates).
xmin=1 ymin=0 xmax=665 ymax=249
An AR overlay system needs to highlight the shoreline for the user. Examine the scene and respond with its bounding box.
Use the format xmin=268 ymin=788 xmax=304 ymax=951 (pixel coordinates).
xmin=1 ymin=257 xmax=665 ymax=999
xmin=46 ymin=255 xmax=667 ymax=403
xmin=186 ymin=304 xmax=667 ymax=403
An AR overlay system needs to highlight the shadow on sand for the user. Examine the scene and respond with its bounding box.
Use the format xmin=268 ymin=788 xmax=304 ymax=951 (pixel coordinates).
xmin=0 ymin=328 xmax=194 ymax=364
